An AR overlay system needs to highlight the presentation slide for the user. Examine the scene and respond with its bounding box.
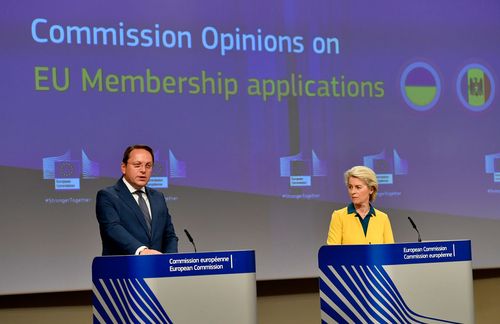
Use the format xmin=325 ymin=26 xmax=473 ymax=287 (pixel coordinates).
xmin=1 ymin=0 xmax=499 ymax=294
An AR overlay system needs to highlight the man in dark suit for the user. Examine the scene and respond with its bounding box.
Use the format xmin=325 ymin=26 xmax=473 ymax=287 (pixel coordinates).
xmin=96 ymin=145 xmax=178 ymax=255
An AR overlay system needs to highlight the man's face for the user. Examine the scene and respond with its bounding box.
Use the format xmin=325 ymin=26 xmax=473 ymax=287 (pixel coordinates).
xmin=121 ymin=148 xmax=153 ymax=189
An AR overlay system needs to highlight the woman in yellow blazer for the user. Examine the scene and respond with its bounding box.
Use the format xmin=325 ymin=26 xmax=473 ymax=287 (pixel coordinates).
xmin=327 ymin=166 xmax=394 ymax=245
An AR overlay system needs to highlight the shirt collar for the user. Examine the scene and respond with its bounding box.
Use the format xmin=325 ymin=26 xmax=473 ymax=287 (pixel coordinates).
xmin=122 ymin=177 xmax=145 ymax=194
xmin=347 ymin=202 xmax=376 ymax=217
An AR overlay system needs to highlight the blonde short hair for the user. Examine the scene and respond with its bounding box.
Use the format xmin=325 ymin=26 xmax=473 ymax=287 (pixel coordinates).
xmin=344 ymin=166 xmax=378 ymax=202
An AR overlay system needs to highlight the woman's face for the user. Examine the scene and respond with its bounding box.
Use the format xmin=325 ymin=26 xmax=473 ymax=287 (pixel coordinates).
xmin=347 ymin=176 xmax=373 ymax=206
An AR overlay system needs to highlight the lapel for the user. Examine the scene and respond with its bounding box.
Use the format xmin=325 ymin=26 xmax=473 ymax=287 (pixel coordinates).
xmin=115 ymin=179 xmax=152 ymax=238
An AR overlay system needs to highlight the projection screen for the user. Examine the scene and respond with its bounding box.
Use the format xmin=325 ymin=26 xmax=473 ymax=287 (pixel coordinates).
xmin=1 ymin=0 xmax=499 ymax=294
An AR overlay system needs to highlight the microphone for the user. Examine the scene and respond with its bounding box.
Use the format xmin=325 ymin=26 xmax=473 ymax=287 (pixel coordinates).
xmin=408 ymin=217 xmax=422 ymax=242
xmin=184 ymin=229 xmax=197 ymax=252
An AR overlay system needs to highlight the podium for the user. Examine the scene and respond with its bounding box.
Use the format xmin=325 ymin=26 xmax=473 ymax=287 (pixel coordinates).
xmin=318 ymin=240 xmax=473 ymax=323
xmin=92 ymin=250 xmax=256 ymax=324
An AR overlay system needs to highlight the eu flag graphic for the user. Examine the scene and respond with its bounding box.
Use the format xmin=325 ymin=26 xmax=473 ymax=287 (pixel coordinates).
xmin=55 ymin=161 xmax=81 ymax=178
xmin=54 ymin=160 xmax=81 ymax=190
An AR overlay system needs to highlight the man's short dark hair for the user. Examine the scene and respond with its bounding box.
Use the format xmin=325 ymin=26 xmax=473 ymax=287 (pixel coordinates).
xmin=122 ymin=145 xmax=155 ymax=164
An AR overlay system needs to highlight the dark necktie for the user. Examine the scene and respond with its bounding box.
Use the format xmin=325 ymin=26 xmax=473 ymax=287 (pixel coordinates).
xmin=134 ymin=190 xmax=151 ymax=232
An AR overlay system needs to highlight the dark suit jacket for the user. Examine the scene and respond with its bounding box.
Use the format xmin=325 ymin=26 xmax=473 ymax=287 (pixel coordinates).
xmin=96 ymin=178 xmax=178 ymax=255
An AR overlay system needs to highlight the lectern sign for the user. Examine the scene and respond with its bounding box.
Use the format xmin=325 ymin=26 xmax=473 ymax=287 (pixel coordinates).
xmin=318 ymin=241 xmax=473 ymax=323
xmin=92 ymin=250 xmax=256 ymax=324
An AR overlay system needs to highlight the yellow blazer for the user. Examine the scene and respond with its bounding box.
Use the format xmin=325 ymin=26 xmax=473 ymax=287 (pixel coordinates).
xmin=327 ymin=206 xmax=394 ymax=245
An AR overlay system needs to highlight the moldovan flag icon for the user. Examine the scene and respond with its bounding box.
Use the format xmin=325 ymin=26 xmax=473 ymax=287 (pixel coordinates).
xmin=466 ymin=68 xmax=491 ymax=107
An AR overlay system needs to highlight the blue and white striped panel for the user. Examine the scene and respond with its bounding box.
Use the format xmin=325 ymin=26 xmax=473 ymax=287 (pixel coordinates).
xmin=93 ymin=278 xmax=172 ymax=323
xmin=320 ymin=265 xmax=460 ymax=324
